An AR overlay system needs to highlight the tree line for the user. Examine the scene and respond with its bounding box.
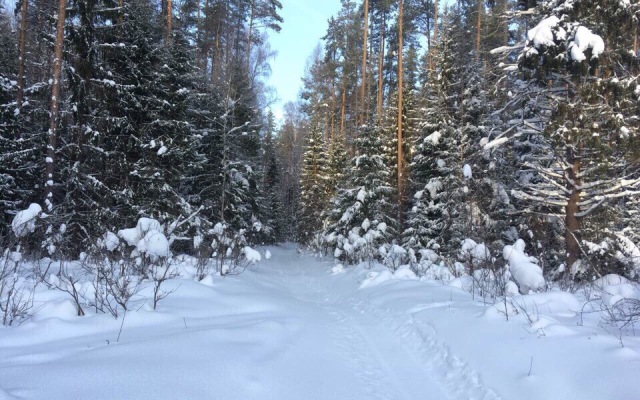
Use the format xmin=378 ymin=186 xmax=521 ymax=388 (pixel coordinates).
xmin=291 ymin=0 xmax=640 ymax=283
xmin=0 ymin=0 xmax=285 ymax=261
xmin=1 ymin=0 xmax=639 ymax=287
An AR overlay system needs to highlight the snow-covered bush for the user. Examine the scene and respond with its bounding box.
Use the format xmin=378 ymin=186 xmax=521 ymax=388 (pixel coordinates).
xmin=458 ymin=239 xmax=491 ymax=272
xmin=11 ymin=203 xmax=43 ymax=238
xmin=330 ymin=220 xmax=388 ymax=266
xmin=503 ymin=239 xmax=545 ymax=294
xmin=590 ymin=275 xmax=640 ymax=335
xmin=614 ymin=233 xmax=640 ymax=279
xmin=210 ymin=222 xmax=255 ymax=275
xmin=382 ymin=244 xmax=409 ymax=271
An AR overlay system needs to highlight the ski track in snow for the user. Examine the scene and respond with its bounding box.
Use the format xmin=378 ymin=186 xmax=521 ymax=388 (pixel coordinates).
xmin=272 ymin=248 xmax=500 ymax=400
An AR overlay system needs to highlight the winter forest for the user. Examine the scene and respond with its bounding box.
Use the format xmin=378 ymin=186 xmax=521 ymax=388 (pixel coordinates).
xmin=1 ymin=0 xmax=640 ymax=398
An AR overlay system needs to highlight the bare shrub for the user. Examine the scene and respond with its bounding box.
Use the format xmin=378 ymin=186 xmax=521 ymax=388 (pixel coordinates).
xmin=39 ymin=259 xmax=87 ymax=317
xmin=0 ymin=249 xmax=34 ymax=326
xmin=150 ymin=257 xmax=180 ymax=310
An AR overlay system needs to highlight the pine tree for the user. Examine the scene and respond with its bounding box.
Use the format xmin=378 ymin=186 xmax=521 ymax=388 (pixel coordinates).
xmin=511 ymin=0 xmax=640 ymax=278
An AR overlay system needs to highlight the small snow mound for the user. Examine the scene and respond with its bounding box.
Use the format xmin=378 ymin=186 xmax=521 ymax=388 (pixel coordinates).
xmin=394 ymin=266 xmax=418 ymax=280
xmin=12 ymin=203 xmax=42 ymax=237
xmin=36 ymin=299 xmax=79 ymax=321
xmin=449 ymin=276 xmax=474 ymax=292
xmin=359 ymin=270 xmax=394 ymax=289
xmin=244 ymin=246 xmax=262 ymax=264
xmin=199 ymin=275 xmax=215 ymax=287
xmin=0 ymin=387 xmax=18 ymax=400
xmin=505 ymin=281 xmax=520 ymax=296
xmin=503 ymin=239 xmax=545 ymax=293
xmin=515 ymin=291 xmax=581 ymax=317
xmin=264 ymin=250 xmax=272 ymax=260
xmin=592 ymin=274 xmax=631 ymax=288
xmin=331 ymin=264 xmax=345 ymax=275
xmin=600 ymin=283 xmax=640 ymax=307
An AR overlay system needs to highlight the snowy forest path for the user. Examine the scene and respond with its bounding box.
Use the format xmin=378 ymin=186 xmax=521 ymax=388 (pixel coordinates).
xmin=0 ymin=244 xmax=500 ymax=400
xmin=258 ymin=244 xmax=500 ymax=400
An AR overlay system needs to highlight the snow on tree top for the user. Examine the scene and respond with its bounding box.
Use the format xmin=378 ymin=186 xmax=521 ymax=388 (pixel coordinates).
xmin=425 ymin=131 xmax=441 ymax=145
xmin=463 ymin=164 xmax=473 ymax=179
xmin=527 ymin=16 xmax=563 ymax=47
xmin=569 ymin=26 xmax=605 ymax=61
xmin=11 ymin=203 xmax=43 ymax=238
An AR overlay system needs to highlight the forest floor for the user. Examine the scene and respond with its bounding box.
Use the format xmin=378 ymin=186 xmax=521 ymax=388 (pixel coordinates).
xmin=1 ymin=244 xmax=639 ymax=400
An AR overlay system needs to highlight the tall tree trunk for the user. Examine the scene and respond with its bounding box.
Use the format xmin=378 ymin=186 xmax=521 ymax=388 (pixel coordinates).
xmin=377 ymin=11 xmax=385 ymax=120
xmin=340 ymin=79 xmax=346 ymax=141
xmin=366 ymin=16 xmax=373 ymax=121
xmin=565 ymin=150 xmax=582 ymax=269
xmin=247 ymin=0 xmax=255 ymax=74
xmin=167 ymin=0 xmax=172 ymax=45
xmin=118 ymin=0 xmax=123 ymax=24
xmin=196 ymin=0 xmax=201 ymax=68
xmin=330 ymin=73 xmax=336 ymax=146
xmin=360 ymin=0 xmax=369 ymax=125
xmin=476 ymin=0 xmax=482 ymax=56
xmin=212 ymin=14 xmax=222 ymax=83
xmin=45 ymin=0 xmax=67 ymax=212
xmin=17 ymin=0 xmax=28 ymax=111
xmin=429 ymin=0 xmax=438 ymax=72
xmin=397 ymin=0 xmax=404 ymax=223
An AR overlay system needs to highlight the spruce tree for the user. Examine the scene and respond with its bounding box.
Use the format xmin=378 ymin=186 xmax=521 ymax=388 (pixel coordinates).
xmin=299 ymin=121 xmax=330 ymax=245
xmin=323 ymin=124 xmax=394 ymax=264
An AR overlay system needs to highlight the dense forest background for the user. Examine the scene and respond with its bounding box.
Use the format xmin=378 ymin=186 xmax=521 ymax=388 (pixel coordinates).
xmin=1 ymin=0 xmax=639 ymax=287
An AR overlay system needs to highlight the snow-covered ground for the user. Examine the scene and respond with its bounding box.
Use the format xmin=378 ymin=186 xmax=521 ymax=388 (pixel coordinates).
xmin=1 ymin=244 xmax=639 ymax=399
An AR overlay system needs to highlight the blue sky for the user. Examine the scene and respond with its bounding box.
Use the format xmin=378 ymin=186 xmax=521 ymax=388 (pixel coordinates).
xmin=267 ymin=0 xmax=342 ymax=122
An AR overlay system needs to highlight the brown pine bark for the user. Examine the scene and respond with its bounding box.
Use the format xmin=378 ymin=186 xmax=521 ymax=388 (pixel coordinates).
xmin=360 ymin=0 xmax=369 ymax=125
xmin=340 ymin=79 xmax=346 ymax=140
xmin=196 ymin=0 xmax=201 ymax=68
xmin=247 ymin=0 xmax=255 ymax=73
xmin=397 ymin=0 xmax=404 ymax=221
xmin=212 ymin=15 xmax=222 ymax=83
xmin=17 ymin=0 xmax=29 ymax=111
xmin=45 ymin=0 xmax=67 ymax=212
xmin=118 ymin=0 xmax=123 ymax=24
xmin=167 ymin=0 xmax=172 ymax=45
xmin=429 ymin=0 xmax=438 ymax=72
xmin=376 ymin=11 xmax=385 ymax=120
xmin=366 ymin=17 xmax=373 ymax=121
xmin=330 ymin=74 xmax=336 ymax=145
xmin=476 ymin=0 xmax=482 ymax=56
